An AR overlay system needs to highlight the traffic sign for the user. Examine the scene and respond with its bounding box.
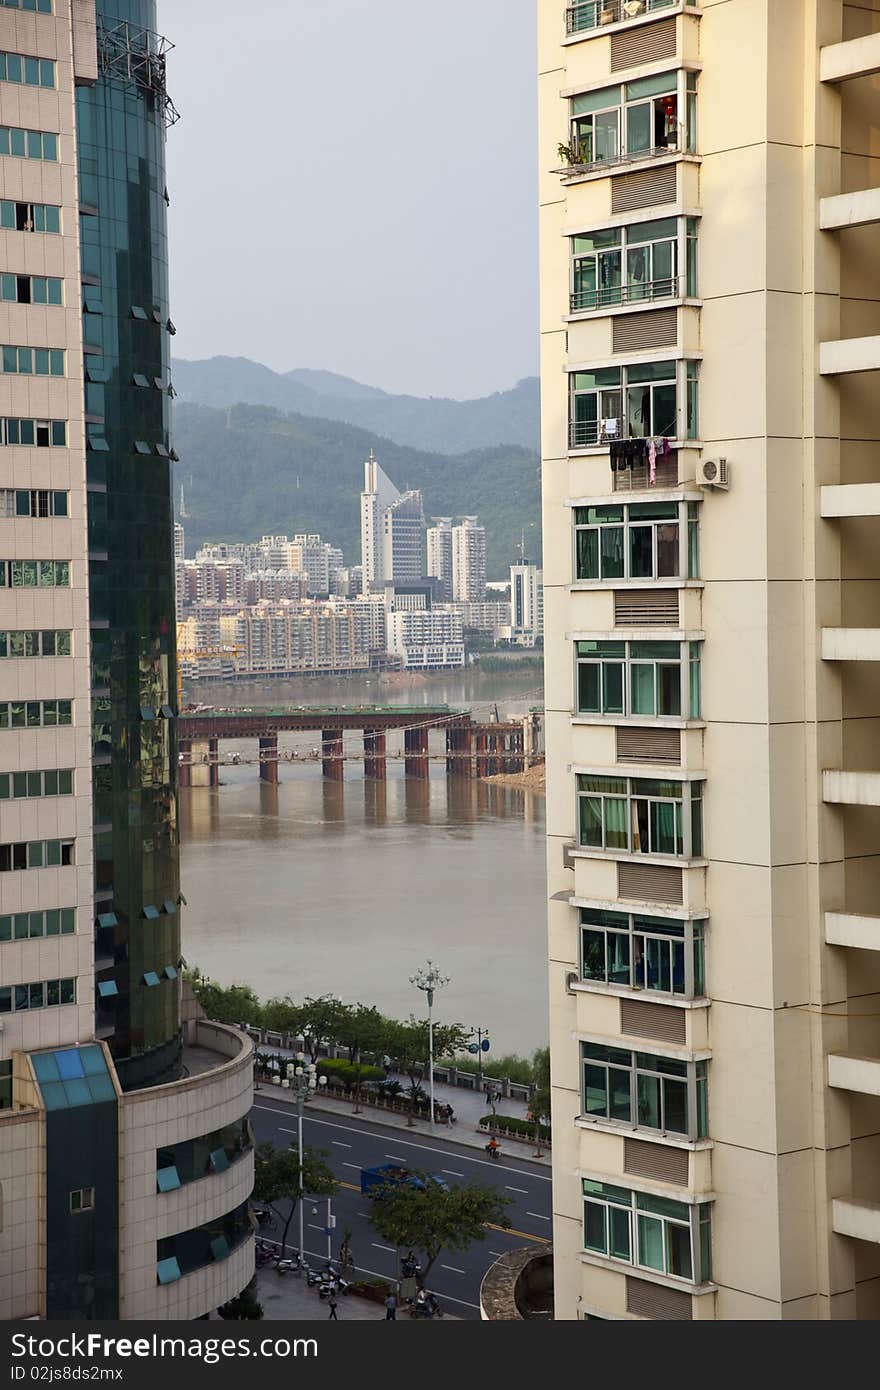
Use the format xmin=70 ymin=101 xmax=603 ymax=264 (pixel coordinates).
xmin=481 ymin=1039 xmax=490 ymax=1051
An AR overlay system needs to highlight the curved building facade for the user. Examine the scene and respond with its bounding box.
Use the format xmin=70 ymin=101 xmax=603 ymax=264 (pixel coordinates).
xmin=0 ymin=0 xmax=253 ymax=1320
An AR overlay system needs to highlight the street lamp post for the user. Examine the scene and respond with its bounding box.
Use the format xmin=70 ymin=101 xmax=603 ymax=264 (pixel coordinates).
xmin=410 ymin=960 xmax=449 ymax=1131
xmin=468 ymin=1025 xmax=490 ymax=1085
xmin=286 ymin=1053 xmax=328 ymax=1271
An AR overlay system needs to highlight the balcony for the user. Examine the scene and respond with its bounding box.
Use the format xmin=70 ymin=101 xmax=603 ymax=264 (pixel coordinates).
xmin=571 ymin=275 xmax=683 ymax=315
xmin=821 ymin=628 xmax=880 ymax=662
xmin=823 ymin=770 xmax=880 ymax=806
xmin=556 ymin=130 xmax=685 ymax=180
xmin=825 ymin=911 xmax=880 ymax=951
xmin=819 ymin=189 xmax=880 ymax=231
xmin=565 ymin=0 xmax=680 ymax=37
xmin=820 ymin=32 xmax=880 ymax=84
xmin=833 ymin=1198 xmax=880 ymax=1246
xmin=569 ymin=419 xmax=678 ymax=449
xmin=828 ymin=1053 xmax=880 ymax=1097
xmin=818 ymin=336 xmax=880 ymax=376
xmin=820 ymin=484 xmax=880 ymax=518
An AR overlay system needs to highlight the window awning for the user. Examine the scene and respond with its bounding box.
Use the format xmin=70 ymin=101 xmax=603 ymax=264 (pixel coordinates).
xmin=156 ymin=1256 xmax=181 ymax=1284
xmin=143 ymin=905 xmax=160 ymax=920
xmin=156 ymin=1166 xmax=181 ymax=1193
xmin=143 ymin=970 xmax=160 ymax=987
xmin=97 ymin=980 xmax=118 ymax=998
xmin=96 ymin=911 xmax=117 ymax=929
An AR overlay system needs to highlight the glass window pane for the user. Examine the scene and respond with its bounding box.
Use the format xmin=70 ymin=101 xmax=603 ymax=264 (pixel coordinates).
xmin=594 ymin=108 xmax=619 ymax=161
xmin=604 ymin=797 xmax=628 ymax=849
xmin=609 ymin=1206 xmax=631 ymax=1261
xmin=663 ymin=1077 xmax=688 ymax=1136
xmin=637 ymin=1073 xmax=662 ymax=1130
xmin=667 ymin=1222 xmax=693 ymax=1280
xmin=607 ymin=932 xmax=630 ymax=985
xmin=654 ymin=382 xmax=677 ymax=437
xmin=610 ymin=1067 xmax=632 ymax=1122
xmin=602 ymin=662 xmax=624 ymax=715
xmin=600 ymin=526 xmax=624 ymax=578
xmin=584 ymin=1201 xmax=607 ymax=1254
xmin=631 ymin=664 xmax=656 ymax=716
xmin=629 ymin=526 xmax=654 ymax=578
xmin=579 ymin=795 xmax=603 ymax=847
xmin=627 ymin=102 xmax=652 ymax=155
xmin=582 ymin=929 xmax=607 ymax=982
xmin=578 ymin=663 xmax=600 ymax=714
xmin=656 ymin=522 xmax=678 ymax=576
xmin=584 ymin=1064 xmax=609 ymax=1117
xmin=657 ymin=664 xmax=681 ymax=716
xmin=651 ymin=800 xmax=681 ymax=855
xmin=576 ymin=527 xmax=599 ymax=580
xmin=646 ymin=936 xmax=672 ymax=992
xmin=637 ymin=1214 xmax=665 ymax=1271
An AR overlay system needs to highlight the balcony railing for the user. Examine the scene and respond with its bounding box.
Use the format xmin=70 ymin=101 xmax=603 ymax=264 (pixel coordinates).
xmin=555 ymin=129 xmax=685 ymax=178
xmin=613 ymin=455 xmax=680 ymax=490
xmin=571 ymin=275 xmax=681 ymax=313
xmin=569 ymin=420 xmax=676 ymax=448
xmin=566 ymin=0 xmax=677 ymax=37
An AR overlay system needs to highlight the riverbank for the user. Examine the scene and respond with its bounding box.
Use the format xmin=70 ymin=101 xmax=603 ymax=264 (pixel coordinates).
xmin=482 ymin=760 xmax=546 ymax=793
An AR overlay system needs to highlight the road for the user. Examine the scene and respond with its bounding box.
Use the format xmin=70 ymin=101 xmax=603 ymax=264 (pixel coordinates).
xmin=250 ymin=1100 xmax=552 ymax=1320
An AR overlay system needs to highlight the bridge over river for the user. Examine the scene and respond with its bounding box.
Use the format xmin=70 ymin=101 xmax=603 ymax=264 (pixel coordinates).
xmin=177 ymin=705 xmax=542 ymax=787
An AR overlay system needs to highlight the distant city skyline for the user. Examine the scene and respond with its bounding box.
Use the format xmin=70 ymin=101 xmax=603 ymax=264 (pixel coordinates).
xmin=167 ymin=0 xmax=538 ymax=400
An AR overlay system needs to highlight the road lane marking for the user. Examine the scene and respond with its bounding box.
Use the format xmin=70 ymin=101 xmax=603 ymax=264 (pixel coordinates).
xmin=442 ymin=1169 xmax=464 ymax=1177
xmin=489 ymin=1250 xmax=503 ymax=1257
xmin=308 ymin=1224 xmax=325 ymax=1232
xmin=342 ymin=1162 xmax=361 ymax=1170
xmin=505 ymin=1185 xmax=528 ymax=1194
xmin=372 ymin=1243 xmax=396 ymax=1253
xmin=252 ymin=1105 xmax=552 ymax=1182
xmin=527 ymin=1212 xmax=551 ymax=1221
xmin=386 ymin=1154 xmax=406 ymax=1162
xmin=441 ymin=1264 xmax=466 ymax=1274
xmin=332 ymin=1140 xmax=352 ymax=1148
xmin=289 ymin=1251 xmax=480 ymax=1311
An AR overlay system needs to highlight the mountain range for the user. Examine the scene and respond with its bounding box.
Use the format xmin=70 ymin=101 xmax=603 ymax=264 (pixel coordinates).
xmin=173 ymin=356 xmax=540 ymax=455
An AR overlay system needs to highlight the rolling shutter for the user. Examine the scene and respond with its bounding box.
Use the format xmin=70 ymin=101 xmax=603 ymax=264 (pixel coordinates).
xmin=626 ymin=1275 xmax=693 ymax=1319
xmin=614 ymin=589 xmax=679 ymax=624
xmin=624 ymin=1137 xmax=689 ymax=1185
xmin=612 ymin=164 xmax=677 ymax=213
xmin=620 ymin=996 xmax=686 ymax=1043
xmin=612 ymin=307 xmax=677 ymax=353
xmin=617 ymin=860 xmax=683 ymax=904
xmin=610 ymin=19 xmax=677 ymax=72
xmin=616 ymin=726 xmax=681 ymax=764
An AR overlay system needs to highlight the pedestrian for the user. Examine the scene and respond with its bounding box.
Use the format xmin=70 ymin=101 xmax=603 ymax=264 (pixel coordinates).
xmin=384 ymin=1290 xmax=397 ymax=1321
xmin=382 ymin=1054 xmax=392 ymax=1076
xmin=328 ymin=1291 xmax=339 ymax=1320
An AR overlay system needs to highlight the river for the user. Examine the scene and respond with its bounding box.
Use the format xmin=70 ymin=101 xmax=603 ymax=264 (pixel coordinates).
xmin=179 ymin=666 xmax=549 ymax=1056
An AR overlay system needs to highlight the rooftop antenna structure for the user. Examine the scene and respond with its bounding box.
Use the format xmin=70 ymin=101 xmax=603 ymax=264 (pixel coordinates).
xmin=179 ymin=484 xmax=189 ymax=519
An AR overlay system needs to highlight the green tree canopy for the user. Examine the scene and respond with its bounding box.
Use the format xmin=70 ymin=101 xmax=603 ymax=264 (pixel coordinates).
xmin=384 ymin=1017 xmax=469 ymax=1119
xmin=185 ymin=968 xmax=262 ymax=1027
xmin=368 ymin=1179 xmax=513 ymax=1281
xmin=298 ymin=997 xmax=353 ymax=1063
xmin=253 ymin=1140 xmax=338 ymax=1257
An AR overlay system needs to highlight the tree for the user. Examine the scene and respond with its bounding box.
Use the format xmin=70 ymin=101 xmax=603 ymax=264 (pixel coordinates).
xmin=185 ymin=967 xmax=263 ymax=1027
xmin=217 ymin=1276 xmax=264 ymax=1320
xmin=253 ymin=1140 xmax=338 ymax=1258
xmin=368 ymin=1179 xmax=513 ymax=1284
xmin=332 ymin=1003 xmax=391 ymax=1065
xmin=262 ymin=995 xmax=305 ymax=1036
xmin=385 ymin=1017 xmax=469 ymax=1123
xmin=529 ymin=1046 xmax=552 ymax=1158
xmin=298 ymin=996 xmax=352 ymax=1064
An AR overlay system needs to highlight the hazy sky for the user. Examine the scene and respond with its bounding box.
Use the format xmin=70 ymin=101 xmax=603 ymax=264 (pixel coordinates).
xmin=165 ymin=0 xmax=538 ymax=400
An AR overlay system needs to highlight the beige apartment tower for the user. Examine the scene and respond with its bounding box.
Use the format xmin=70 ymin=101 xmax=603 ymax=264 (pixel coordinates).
xmin=540 ymin=0 xmax=880 ymax=1319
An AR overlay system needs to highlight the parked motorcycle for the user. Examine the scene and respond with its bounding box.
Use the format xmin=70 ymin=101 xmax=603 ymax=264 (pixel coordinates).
xmin=408 ymin=1291 xmax=442 ymax=1318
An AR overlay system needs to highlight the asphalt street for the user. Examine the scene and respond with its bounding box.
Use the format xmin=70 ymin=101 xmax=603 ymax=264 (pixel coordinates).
xmin=250 ymin=1100 xmax=552 ymax=1320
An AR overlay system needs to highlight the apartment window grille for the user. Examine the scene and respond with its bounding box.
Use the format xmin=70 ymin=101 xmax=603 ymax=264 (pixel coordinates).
xmin=0 ymin=907 xmax=75 ymax=941
xmin=0 ymin=700 xmax=72 ymax=729
xmin=0 ymin=52 xmax=55 ymax=88
xmin=0 ymin=201 xmax=60 ymax=234
xmin=571 ymin=217 xmax=697 ymax=312
xmin=569 ymin=360 xmax=697 ymax=447
xmin=0 ymin=977 xmax=76 ymax=1011
xmin=582 ymin=1178 xmax=711 ymax=1283
xmin=0 ymin=560 xmax=69 ymax=587
xmin=566 ymin=0 xmax=695 ymax=37
xmin=0 ymin=274 xmax=62 ymax=305
xmin=2 ymin=346 xmax=65 ymax=376
xmin=0 ymin=631 xmax=71 ymax=657
xmin=576 ymin=640 xmax=701 ymax=719
xmin=581 ymin=1041 xmax=707 ymax=1138
xmin=0 ymin=838 xmax=74 ymax=871
xmin=0 ymin=418 xmax=67 ymax=446
xmin=576 ymin=773 xmax=703 ymax=857
xmin=574 ymin=500 xmax=698 ymax=581
xmin=580 ymin=906 xmax=705 ymax=995
xmin=564 ymin=71 xmax=694 ymax=173
xmin=0 ymin=126 xmax=57 ymax=161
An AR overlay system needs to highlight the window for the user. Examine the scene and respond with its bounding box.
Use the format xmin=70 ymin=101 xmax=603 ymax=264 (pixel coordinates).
xmin=0 ymin=631 xmax=72 ymax=658
xmin=0 ymin=201 xmax=60 ymax=234
xmin=0 ymin=52 xmax=55 ymax=88
xmin=1 ymin=0 xmax=53 ymax=11
xmin=0 ymin=839 xmax=74 ymax=871
xmin=576 ymin=773 xmax=703 ymax=857
xmin=574 ymin=500 xmax=698 ymax=581
xmin=0 ymin=976 xmax=76 ymax=1011
xmin=571 ymin=217 xmax=684 ymax=312
xmin=0 ymin=907 xmax=75 ymax=942
xmin=0 ymin=418 xmax=67 ymax=446
xmin=569 ymin=361 xmax=698 ymax=447
xmin=157 ymin=1203 xmax=252 ymax=1282
xmin=2 ymin=346 xmax=65 ymax=376
xmin=0 ymin=275 xmax=62 ymax=305
xmin=0 ymin=126 xmax=57 ymax=161
xmin=580 ymin=907 xmax=705 ymax=997
xmin=0 ymin=768 xmax=73 ymax=799
xmin=567 ymin=73 xmax=688 ymax=171
xmin=582 ymin=1179 xmax=711 ymax=1283
xmin=566 ymin=0 xmax=681 ymax=37
xmin=156 ymin=1118 xmax=253 ymax=1191
xmin=576 ymin=640 xmax=701 ymax=719
xmin=581 ymin=1042 xmax=707 ymax=1139
xmin=0 ymin=489 xmax=68 ymax=517
xmin=0 ymin=1058 xmax=10 ymax=1109
xmin=0 ymin=700 xmax=72 ymax=729
xmin=0 ymin=560 xmax=70 ymax=587
xmin=70 ymin=1187 xmax=95 ymax=1213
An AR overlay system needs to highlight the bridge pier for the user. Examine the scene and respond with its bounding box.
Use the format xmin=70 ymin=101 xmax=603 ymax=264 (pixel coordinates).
xmin=188 ymin=738 xmax=219 ymax=788
xmin=322 ymin=729 xmax=344 ymax=781
xmin=475 ymin=733 xmax=488 ymax=779
xmin=446 ymin=726 xmax=473 ymax=777
xmin=404 ymin=726 xmax=430 ymax=779
xmin=179 ymin=739 xmax=191 ymax=788
xmin=363 ymin=730 xmax=386 ymax=780
xmin=259 ymin=734 xmax=278 ymax=783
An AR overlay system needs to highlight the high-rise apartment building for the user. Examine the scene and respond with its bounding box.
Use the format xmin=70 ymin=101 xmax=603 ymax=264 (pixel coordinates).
xmin=540 ymin=0 xmax=880 ymax=1321
xmin=360 ymin=449 xmax=425 ymax=589
xmin=510 ymin=561 xmax=543 ymax=646
xmin=452 ymin=516 xmax=487 ymax=602
xmin=0 ymin=1 xmax=253 ymax=1320
xmin=427 ymin=517 xmax=454 ymax=599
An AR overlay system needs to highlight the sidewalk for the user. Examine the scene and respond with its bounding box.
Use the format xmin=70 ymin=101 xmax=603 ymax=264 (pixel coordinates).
xmin=253 ymin=1073 xmax=551 ymax=1168
xmin=252 ymin=1267 xmax=460 ymax=1321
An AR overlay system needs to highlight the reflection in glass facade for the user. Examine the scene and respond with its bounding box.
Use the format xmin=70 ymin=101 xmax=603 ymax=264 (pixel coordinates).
xmin=76 ymin=0 xmax=181 ymax=1089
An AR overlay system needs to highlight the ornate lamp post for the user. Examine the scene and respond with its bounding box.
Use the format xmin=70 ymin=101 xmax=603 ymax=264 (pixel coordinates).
xmin=286 ymin=1053 xmax=328 ymax=1269
xmin=409 ymin=960 xmax=449 ymax=1131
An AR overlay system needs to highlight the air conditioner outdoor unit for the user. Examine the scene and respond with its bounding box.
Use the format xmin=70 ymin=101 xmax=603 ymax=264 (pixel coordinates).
xmin=696 ymin=457 xmax=729 ymax=490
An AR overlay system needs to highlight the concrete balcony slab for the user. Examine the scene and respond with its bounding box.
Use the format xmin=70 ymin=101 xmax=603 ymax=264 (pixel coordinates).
xmin=826 ymin=911 xmax=880 ymax=951
xmin=823 ymin=770 xmax=880 ymax=806
xmin=821 ymin=32 xmax=880 ymax=83
xmin=819 ymin=336 xmax=880 ymax=375
xmin=820 ymin=188 xmax=880 ymax=230
xmin=821 ymin=628 xmax=880 ymax=661
xmin=820 ymin=483 xmax=880 ymax=517
xmin=827 ymin=1053 xmax=880 ymax=1096
xmin=833 ymin=1197 xmax=880 ymax=1245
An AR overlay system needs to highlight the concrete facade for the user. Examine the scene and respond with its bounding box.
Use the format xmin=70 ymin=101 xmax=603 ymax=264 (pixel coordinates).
xmin=540 ymin=0 xmax=880 ymax=1320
